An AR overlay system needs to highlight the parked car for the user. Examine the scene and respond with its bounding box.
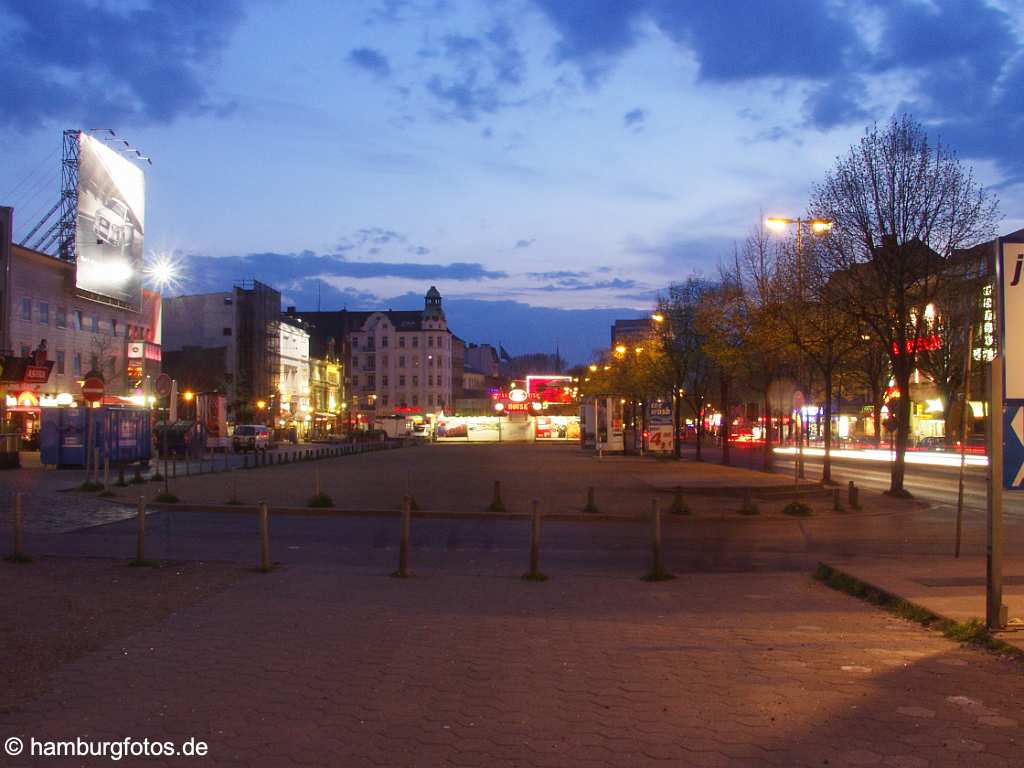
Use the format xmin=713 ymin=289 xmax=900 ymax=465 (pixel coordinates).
xmin=93 ymin=197 xmax=134 ymax=247
xmin=915 ymin=436 xmax=948 ymax=452
xmin=232 ymin=424 xmax=270 ymax=452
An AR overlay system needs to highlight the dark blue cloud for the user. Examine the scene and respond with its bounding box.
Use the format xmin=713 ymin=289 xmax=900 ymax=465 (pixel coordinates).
xmin=623 ymin=107 xmax=646 ymax=129
xmin=514 ymin=238 xmax=536 ymax=249
xmin=0 ymin=0 xmax=243 ymax=130
xmin=529 ymin=0 xmax=1024 ymax=177
xmin=528 ymin=270 xmax=588 ymax=279
xmin=348 ymin=47 xmax=392 ymax=78
xmin=538 ymin=278 xmax=637 ymax=292
xmin=424 ymin=20 xmax=527 ymax=120
xmin=180 ymin=250 xmax=507 ymax=293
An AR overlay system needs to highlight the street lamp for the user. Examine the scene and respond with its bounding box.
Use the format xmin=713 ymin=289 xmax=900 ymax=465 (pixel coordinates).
xmin=766 ymin=215 xmax=833 ymax=478
xmin=651 ymin=312 xmax=665 ymax=324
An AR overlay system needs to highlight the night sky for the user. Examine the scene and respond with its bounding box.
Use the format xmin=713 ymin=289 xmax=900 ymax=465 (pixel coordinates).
xmin=2 ymin=0 xmax=1022 ymax=362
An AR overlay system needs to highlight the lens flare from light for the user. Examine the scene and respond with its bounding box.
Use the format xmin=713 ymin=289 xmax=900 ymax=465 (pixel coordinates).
xmin=145 ymin=253 xmax=181 ymax=292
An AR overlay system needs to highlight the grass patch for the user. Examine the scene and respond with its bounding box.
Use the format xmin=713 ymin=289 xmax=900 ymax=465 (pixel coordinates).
xmin=641 ymin=567 xmax=676 ymax=582
xmin=154 ymin=491 xmax=179 ymax=503
xmin=782 ymin=500 xmax=812 ymax=517
xmin=225 ymin=498 xmax=244 ymax=506
xmin=737 ymin=497 xmax=760 ymax=516
xmin=98 ymin=490 xmax=116 ymax=498
xmin=814 ymin=564 xmax=1015 ymax=655
xmin=130 ymin=474 xmax=147 ymax=485
xmin=150 ymin=472 xmax=164 ymax=482
xmin=669 ymin=488 xmax=690 ymax=516
xmin=79 ymin=481 xmax=104 ymax=492
xmin=308 ymin=493 xmax=334 ymax=508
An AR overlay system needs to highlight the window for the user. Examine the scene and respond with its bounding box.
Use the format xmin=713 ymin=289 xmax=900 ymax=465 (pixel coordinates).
xmin=382 ymin=375 xmax=389 ymax=386
xmin=90 ymin=315 xmax=99 ymax=333
xmin=428 ymin=394 xmax=434 ymax=406
xmin=352 ymin=375 xmax=359 ymax=387
xmin=73 ymin=310 xmax=83 ymax=330
xmin=412 ymin=337 xmax=419 ymax=348
xmin=382 ymin=336 xmax=389 ymax=348
xmin=367 ymin=374 xmax=375 ymax=388
xmin=439 ymin=336 xmax=445 ymax=348
xmin=39 ymin=302 xmax=49 ymax=325
xmin=428 ymin=336 xmax=434 ymax=348
xmin=56 ymin=350 xmax=65 ymax=375
xmin=399 ymin=336 xmax=406 ymax=348
xmin=382 ymin=355 xmax=388 ymax=367
xmin=351 ymin=336 xmax=359 ymax=350
xmin=428 ymin=356 xmax=434 ymax=368
xmin=412 ymin=375 xmax=419 ymax=386
xmin=20 ymin=344 xmax=30 ymax=357
xmin=399 ymin=375 xmax=406 ymax=386
xmin=352 ymin=356 xmax=359 ymax=369
xmin=223 ymin=327 xmax=232 ymax=336
xmin=56 ymin=307 xmax=66 ymax=328
xmin=72 ymin=353 xmax=82 ymax=376
xmin=428 ymin=374 xmax=433 ymax=386
xmin=20 ymin=298 xmax=31 ymax=321
xmin=110 ymin=318 xmax=117 ymax=336
xmin=412 ymin=394 xmax=419 ymax=406
xmin=399 ymin=355 xmax=405 ymax=368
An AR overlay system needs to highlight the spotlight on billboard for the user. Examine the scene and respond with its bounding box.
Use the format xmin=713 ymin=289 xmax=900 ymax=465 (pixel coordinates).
xmin=75 ymin=132 xmax=145 ymax=308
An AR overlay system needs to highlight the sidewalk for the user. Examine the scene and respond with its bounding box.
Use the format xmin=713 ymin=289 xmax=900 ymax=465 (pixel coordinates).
xmin=822 ymin=555 xmax=1024 ymax=650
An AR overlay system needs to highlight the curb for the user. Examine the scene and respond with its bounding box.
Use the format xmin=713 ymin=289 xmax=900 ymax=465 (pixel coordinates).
xmin=814 ymin=562 xmax=1024 ymax=661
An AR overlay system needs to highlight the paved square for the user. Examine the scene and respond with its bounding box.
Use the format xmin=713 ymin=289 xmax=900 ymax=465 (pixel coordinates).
xmin=2 ymin=562 xmax=1022 ymax=767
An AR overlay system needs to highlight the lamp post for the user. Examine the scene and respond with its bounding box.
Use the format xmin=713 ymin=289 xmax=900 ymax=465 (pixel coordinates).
xmin=766 ymin=216 xmax=833 ymax=477
xmin=651 ymin=311 xmax=681 ymax=459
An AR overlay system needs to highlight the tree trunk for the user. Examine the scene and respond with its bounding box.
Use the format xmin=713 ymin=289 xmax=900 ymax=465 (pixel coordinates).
xmin=672 ymin=383 xmax=681 ymax=460
xmin=822 ymin=366 xmax=833 ymax=483
xmin=720 ymin=377 xmax=731 ymax=466
xmin=763 ymin=392 xmax=773 ymax=471
xmin=888 ymin=367 xmax=913 ymax=496
xmin=871 ymin=388 xmax=883 ymax=447
xmin=694 ymin=400 xmax=703 ymax=462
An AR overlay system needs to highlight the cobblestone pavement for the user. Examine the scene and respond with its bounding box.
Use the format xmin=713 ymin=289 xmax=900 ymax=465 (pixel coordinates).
xmin=1 ymin=566 xmax=1021 ymax=767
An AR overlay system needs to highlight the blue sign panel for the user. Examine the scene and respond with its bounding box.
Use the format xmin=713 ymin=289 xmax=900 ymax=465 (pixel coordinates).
xmin=1005 ymin=400 xmax=1024 ymax=490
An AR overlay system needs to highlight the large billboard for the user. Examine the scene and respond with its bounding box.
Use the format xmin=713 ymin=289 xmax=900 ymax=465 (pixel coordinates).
xmin=525 ymin=375 xmax=575 ymax=404
xmin=75 ymin=132 xmax=145 ymax=308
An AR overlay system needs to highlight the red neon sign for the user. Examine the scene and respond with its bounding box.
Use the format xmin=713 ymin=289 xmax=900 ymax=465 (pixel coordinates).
xmin=892 ymin=335 xmax=941 ymax=355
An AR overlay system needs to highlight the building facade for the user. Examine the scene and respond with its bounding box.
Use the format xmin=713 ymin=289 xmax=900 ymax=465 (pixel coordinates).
xmin=348 ymin=288 xmax=453 ymax=418
xmin=162 ymin=280 xmax=281 ymax=426
xmin=2 ymin=243 xmax=162 ymax=444
xmin=278 ymin=319 xmax=311 ymax=438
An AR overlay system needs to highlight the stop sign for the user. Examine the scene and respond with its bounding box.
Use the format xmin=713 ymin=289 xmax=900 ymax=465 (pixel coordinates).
xmin=81 ymin=377 xmax=105 ymax=403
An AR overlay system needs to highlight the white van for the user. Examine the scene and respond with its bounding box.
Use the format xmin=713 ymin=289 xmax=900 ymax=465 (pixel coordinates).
xmin=232 ymin=424 xmax=270 ymax=452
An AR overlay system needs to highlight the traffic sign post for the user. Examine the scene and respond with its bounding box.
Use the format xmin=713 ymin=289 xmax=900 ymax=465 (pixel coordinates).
xmin=988 ymin=234 xmax=1024 ymax=629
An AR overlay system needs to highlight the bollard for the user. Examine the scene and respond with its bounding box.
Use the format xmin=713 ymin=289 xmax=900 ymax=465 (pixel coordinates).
xmin=6 ymin=493 xmax=29 ymax=562
xmin=644 ymin=498 xmax=674 ymax=581
xmin=259 ymin=501 xmax=271 ymax=572
xmin=130 ymin=497 xmax=150 ymax=565
xmin=522 ymin=499 xmax=547 ymax=581
xmin=393 ymin=495 xmax=412 ymax=578
xmin=669 ymin=486 xmax=689 ymax=516
xmin=315 ymin=468 xmax=321 ymax=499
xmin=243 ymin=453 xmax=249 ymax=470
xmin=14 ymin=493 xmax=24 ymax=558
xmin=117 ymin=462 xmax=125 ymax=487
xmin=583 ymin=485 xmax=599 ymax=513
xmin=848 ymin=481 xmax=860 ymax=510
xmin=832 ymin=487 xmax=842 ymax=512
xmin=172 ymin=456 xmax=177 ymax=479
xmin=94 ymin=447 xmax=102 ymax=484
xmin=103 ymin=453 xmax=110 ymax=489
xmin=488 ymin=480 xmax=505 ymax=512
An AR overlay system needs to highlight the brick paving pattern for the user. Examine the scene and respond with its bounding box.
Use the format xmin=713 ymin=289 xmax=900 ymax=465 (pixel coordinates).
xmin=2 ymin=566 xmax=1022 ymax=767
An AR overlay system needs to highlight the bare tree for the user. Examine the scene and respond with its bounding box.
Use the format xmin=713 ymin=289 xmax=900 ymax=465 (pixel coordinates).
xmin=810 ymin=114 xmax=998 ymax=496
